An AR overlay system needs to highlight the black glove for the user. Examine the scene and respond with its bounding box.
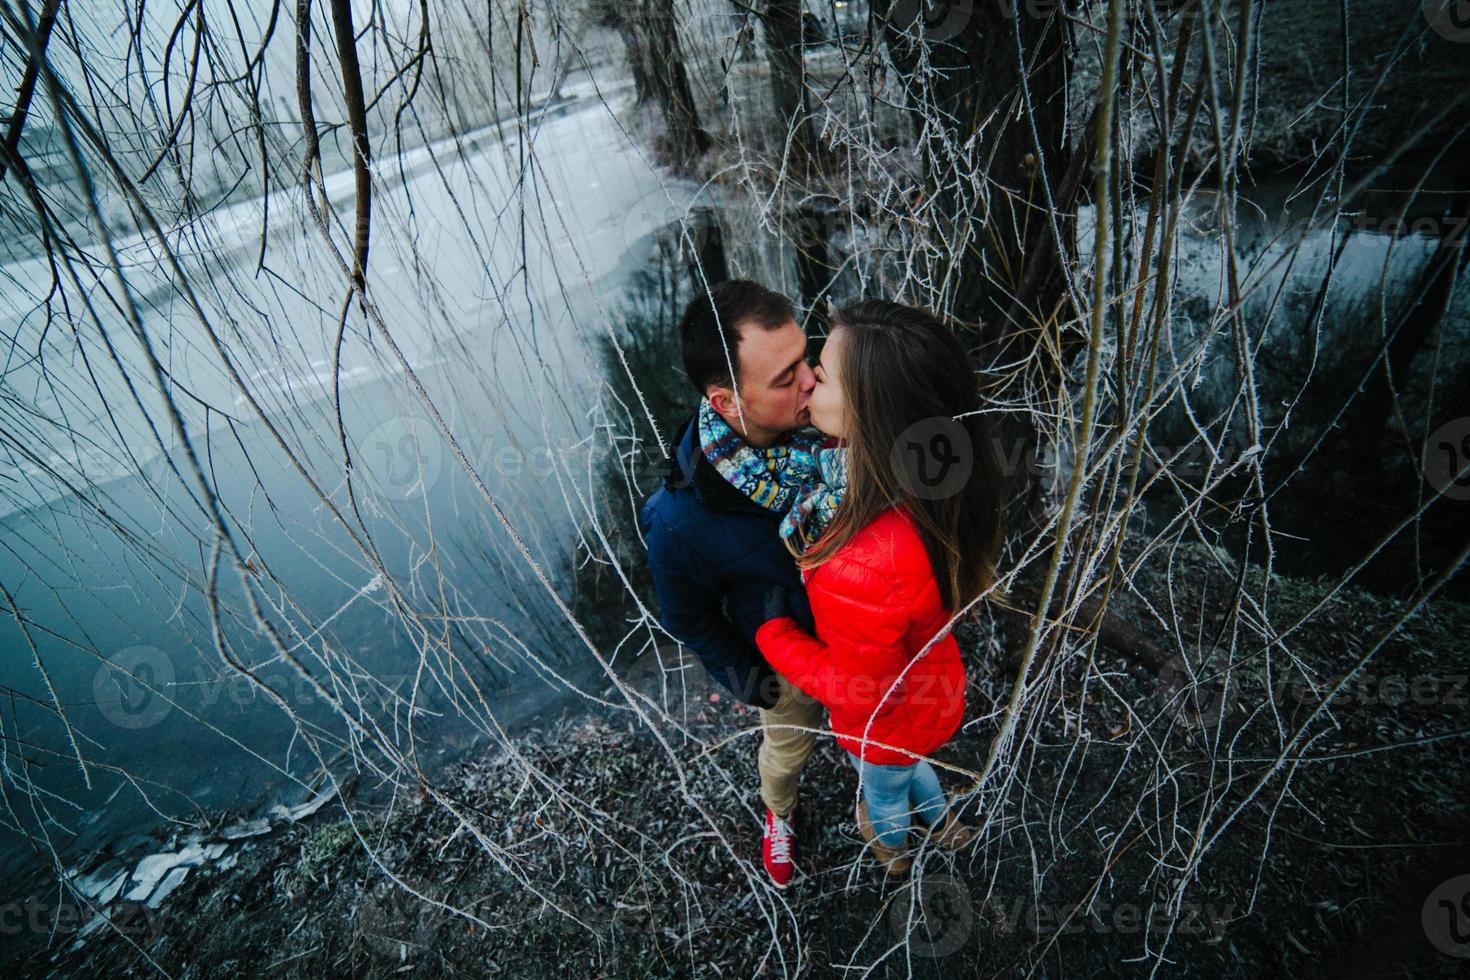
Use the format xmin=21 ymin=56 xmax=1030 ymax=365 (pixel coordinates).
xmin=785 ymin=587 xmax=814 ymax=634
xmin=762 ymin=585 xmax=791 ymax=624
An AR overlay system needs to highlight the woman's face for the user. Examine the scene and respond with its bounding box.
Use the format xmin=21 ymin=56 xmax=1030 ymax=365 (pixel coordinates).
xmin=807 ymin=325 xmax=849 ymax=439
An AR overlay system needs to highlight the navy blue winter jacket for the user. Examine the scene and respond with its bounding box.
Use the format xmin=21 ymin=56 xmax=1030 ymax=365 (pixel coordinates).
xmin=638 ymin=411 xmax=816 ymax=708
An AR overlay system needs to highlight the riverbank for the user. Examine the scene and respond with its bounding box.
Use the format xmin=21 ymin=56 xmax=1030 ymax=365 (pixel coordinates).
xmin=7 ymin=540 xmax=1467 ymax=978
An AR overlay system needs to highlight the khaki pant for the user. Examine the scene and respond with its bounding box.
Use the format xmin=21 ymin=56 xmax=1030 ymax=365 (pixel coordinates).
xmin=757 ymin=675 xmax=824 ymax=818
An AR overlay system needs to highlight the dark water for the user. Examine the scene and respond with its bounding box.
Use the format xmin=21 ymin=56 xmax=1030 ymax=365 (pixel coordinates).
xmin=1113 ymin=180 xmax=1470 ymax=599
xmin=0 ymin=316 xmax=611 ymax=880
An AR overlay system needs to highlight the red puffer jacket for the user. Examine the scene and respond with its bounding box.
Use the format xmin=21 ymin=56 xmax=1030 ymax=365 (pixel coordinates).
xmin=755 ymin=506 xmax=965 ymax=765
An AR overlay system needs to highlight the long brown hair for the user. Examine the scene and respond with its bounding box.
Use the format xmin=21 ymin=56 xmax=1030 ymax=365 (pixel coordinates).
xmin=792 ymin=300 xmax=1003 ymax=612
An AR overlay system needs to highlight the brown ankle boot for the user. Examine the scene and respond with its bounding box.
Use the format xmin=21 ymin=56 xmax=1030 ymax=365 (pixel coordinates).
xmin=926 ymin=810 xmax=979 ymax=851
xmin=856 ymin=801 xmax=912 ymax=875
xmin=856 ymin=800 xmax=876 ymax=843
xmin=871 ymin=838 xmax=912 ymax=875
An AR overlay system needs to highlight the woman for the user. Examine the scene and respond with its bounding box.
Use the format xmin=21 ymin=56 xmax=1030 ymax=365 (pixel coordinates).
xmin=755 ymin=299 xmax=1003 ymax=876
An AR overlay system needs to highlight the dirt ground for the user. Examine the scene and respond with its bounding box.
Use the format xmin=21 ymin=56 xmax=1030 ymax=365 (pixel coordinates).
xmin=7 ymin=539 xmax=1468 ymax=978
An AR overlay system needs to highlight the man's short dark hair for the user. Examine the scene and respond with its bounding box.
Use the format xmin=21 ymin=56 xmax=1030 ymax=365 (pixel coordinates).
xmin=678 ymin=280 xmax=796 ymax=394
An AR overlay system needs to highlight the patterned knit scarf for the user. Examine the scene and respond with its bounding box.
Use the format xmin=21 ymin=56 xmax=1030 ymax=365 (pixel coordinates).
xmin=697 ymin=397 xmax=826 ymax=510
xmin=778 ymin=442 xmax=847 ymax=553
xmin=697 ymin=398 xmax=849 ymax=552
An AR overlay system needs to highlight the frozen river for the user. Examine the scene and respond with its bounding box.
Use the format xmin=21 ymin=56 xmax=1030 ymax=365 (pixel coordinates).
xmin=0 ymin=85 xmax=703 ymax=873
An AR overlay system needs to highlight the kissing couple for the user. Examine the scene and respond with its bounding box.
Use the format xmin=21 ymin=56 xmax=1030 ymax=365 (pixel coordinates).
xmin=639 ymin=280 xmax=1003 ymax=886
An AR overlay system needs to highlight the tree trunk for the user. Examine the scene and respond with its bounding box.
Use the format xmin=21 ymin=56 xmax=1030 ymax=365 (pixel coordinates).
xmin=756 ymin=0 xmax=821 ymax=175
xmin=643 ymin=0 xmax=712 ymax=173
xmin=865 ymin=1 xmax=1078 ymax=525
xmin=758 ymin=0 xmax=832 ymax=331
xmin=597 ymin=0 xmax=711 ymax=175
xmin=609 ymin=17 xmax=655 ymax=105
xmin=870 ymin=0 xmax=1074 ymax=334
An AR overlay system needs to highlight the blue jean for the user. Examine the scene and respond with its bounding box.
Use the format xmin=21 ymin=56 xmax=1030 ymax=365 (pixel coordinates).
xmin=849 ymin=754 xmax=949 ymax=848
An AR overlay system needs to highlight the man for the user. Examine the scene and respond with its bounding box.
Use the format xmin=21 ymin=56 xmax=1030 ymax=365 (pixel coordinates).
xmin=638 ymin=279 xmax=823 ymax=889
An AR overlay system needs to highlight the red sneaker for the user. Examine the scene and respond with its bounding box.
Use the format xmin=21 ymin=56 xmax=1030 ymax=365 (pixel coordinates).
xmin=762 ymin=808 xmax=796 ymax=888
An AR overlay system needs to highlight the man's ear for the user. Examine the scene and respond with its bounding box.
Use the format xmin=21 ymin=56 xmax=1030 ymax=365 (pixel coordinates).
xmin=707 ymin=386 xmax=754 ymax=437
xmin=706 ymin=385 xmax=738 ymax=421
